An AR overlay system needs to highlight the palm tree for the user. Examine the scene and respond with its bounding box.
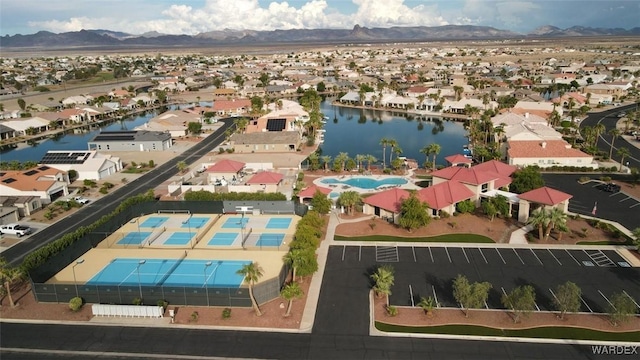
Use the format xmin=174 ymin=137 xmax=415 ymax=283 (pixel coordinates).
xmin=527 ymin=207 xmax=551 ymax=242
xmin=380 ymin=138 xmax=390 ymax=169
xmin=283 ymin=249 xmax=307 ymax=283
xmin=426 ymin=143 xmax=441 ymax=170
xmin=608 ymin=128 xmax=620 ymax=159
xmin=176 ymin=161 xmax=188 ymax=174
xmin=419 ymin=145 xmax=431 ymax=168
xmin=418 ymin=296 xmax=438 ymax=317
xmin=337 ymin=191 xmax=362 ymax=215
xmin=617 ymin=147 xmax=631 ymax=172
xmin=387 ymin=139 xmax=399 ymax=165
xmin=370 ymin=265 xmax=395 ymax=301
xmin=453 ymin=85 xmax=463 ymax=101
xmin=237 ymin=262 xmax=264 ymax=316
xmin=0 ymin=258 xmax=22 ymax=308
xmin=334 ymin=152 xmax=349 ymax=172
xmin=545 ymin=207 xmax=568 ymax=241
xmin=593 ymin=123 xmax=606 ymax=148
xmin=355 ymin=154 xmax=366 ymax=171
xmin=280 ymin=282 xmax=303 ymax=317
xmin=365 ymin=155 xmax=377 ymax=172
xmin=320 ymin=155 xmax=332 ymax=172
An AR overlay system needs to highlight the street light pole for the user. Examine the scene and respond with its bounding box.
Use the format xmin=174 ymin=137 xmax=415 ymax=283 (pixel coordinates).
xmin=204 ymin=261 xmax=212 ymax=307
xmin=136 ymin=259 xmax=146 ymax=303
xmin=72 ymin=259 xmax=85 ymax=298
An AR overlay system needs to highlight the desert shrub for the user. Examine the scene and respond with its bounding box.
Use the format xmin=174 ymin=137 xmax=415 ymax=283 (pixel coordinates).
xmin=600 ymin=176 xmax=612 ymax=182
xmin=222 ymin=308 xmax=232 ymax=319
xmin=157 ymin=299 xmax=168 ymax=311
xmin=456 ymin=199 xmax=475 ymax=214
xmin=386 ymin=305 xmax=398 ymax=316
xmin=578 ymin=176 xmax=591 ymax=183
xmin=99 ymin=187 xmax=108 ymax=194
xmin=148 ymin=160 xmax=155 ymax=168
xmin=102 ymin=182 xmax=114 ymax=189
xmin=132 ymin=297 xmax=142 ymax=305
xmin=69 ymin=297 xmax=83 ymax=311
xmin=131 ymin=161 xmax=137 ymax=167
xmin=439 ymin=210 xmax=450 ymax=218
xmin=190 ymin=311 xmax=199 ymax=322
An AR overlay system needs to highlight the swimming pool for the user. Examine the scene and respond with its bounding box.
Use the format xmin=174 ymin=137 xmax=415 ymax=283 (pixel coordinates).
xmin=320 ymin=176 xmax=408 ymax=190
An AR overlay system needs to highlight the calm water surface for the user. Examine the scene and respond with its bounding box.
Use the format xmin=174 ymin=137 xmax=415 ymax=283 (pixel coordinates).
xmin=319 ymin=101 xmax=469 ymax=167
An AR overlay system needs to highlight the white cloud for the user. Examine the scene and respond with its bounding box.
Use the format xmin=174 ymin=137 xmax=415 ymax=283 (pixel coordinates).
xmin=351 ymin=0 xmax=448 ymax=27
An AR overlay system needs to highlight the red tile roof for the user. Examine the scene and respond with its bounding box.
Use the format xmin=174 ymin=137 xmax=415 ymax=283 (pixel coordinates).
xmin=246 ymin=171 xmax=283 ymax=184
xmin=518 ymin=186 xmax=572 ymax=205
xmin=508 ymin=140 xmax=592 ymax=158
xmin=207 ymin=159 xmax=245 ymax=173
xmin=444 ymin=154 xmax=472 ymax=165
xmin=417 ymin=181 xmax=475 ymax=210
xmin=432 ymin=167 xmax=500 ymax=186
xmin=212 ymin=99 xmax=251 ymax=111
xmin=473 ymin=160 xmax=516 ymax=177
xmin=299 ymin=185 xmax=332 ymax=198
xmin=363 ymin=188 xmax=410 ymax=212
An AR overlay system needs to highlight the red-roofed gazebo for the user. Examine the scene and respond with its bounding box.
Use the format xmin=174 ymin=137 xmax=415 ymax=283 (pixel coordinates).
xmin=517 ymin=186 xmax=572 ymax=222
xmin=297 ymin=185 xmax=332 ymax=204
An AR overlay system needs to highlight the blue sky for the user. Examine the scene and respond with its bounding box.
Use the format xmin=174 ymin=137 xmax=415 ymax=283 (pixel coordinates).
xmin=1 ymin=0 xmax=638 ymax=36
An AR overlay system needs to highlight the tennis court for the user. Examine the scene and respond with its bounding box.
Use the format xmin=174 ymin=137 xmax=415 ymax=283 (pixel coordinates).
xmin=266 ymin=218 xmax=292 ymax=229
xmin=221 ymin=217 xmax=250 ymax=229
xmin=117 ymin=232 xmax=151 ymax=245
xmin=140 ymin=217 xmax=168 ymax=228
xmin=86 ymin=258 xmax=250 ymax=288
xmin=164 ymin=232 xmax=195 ymax=245
xmin=181 ymin=217 xmax=209 ymax=229
xmin=255 ymin=233 xmax=285 ymax=247
xmin=207 ymin=232 xmax=239 ymax=246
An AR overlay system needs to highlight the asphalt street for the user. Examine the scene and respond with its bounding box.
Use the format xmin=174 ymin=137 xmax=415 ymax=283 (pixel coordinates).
xmin=580 ymin=103 xmax=640 ymax=170
xmin=2 ymin=118 xmax=236 ymax=266
xmin=542 ymin=173 xmax=640 ymax=231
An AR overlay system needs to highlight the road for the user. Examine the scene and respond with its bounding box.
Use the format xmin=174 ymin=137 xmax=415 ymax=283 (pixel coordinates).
xmin=580 ymin=103 xmax=640 ymax=170
xmin=2 ymin=118 xmax=235 ymax=266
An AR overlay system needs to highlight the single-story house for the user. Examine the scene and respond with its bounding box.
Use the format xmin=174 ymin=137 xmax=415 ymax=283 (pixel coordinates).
xmin=88 ymin=131 xmax=172 ymax=152
xmin=40 ymin=151 xmax=123 ymax=181
xmin=230 ymin=132 xmax=301 ymax=153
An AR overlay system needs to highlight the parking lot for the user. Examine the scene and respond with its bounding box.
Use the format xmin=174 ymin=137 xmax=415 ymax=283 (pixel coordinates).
xmin=333 ymin=245 xmax=640 ymax=315
xmin=543 ymin=174 xmax=640 ymax=231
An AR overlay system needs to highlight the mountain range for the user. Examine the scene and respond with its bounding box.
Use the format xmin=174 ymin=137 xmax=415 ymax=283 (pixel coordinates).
xmin=1 ymin=25 xmax=639 ymax=48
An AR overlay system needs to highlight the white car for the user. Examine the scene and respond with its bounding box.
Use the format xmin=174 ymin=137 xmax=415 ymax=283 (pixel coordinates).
xmin=74 ymin=196 xmax=90 ymax=204
xmin=0 ymin=224 xmax=32 ymax=237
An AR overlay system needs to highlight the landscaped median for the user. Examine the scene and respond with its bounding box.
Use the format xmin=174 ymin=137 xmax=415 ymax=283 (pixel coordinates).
xmin=334 ymin=234 xmax=494 ymax=243
xmin=373 ymin=296 xmax=640 ymax=343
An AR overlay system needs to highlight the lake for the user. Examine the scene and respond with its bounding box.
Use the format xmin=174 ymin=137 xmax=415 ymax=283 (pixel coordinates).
xmin=318 ymin=101 xmax=468 ymax=167
xmin=1 ymin=101 xmax=469 ymax=167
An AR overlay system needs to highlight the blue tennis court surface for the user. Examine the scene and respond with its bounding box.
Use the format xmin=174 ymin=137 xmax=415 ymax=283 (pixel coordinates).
xmin=222 ymin=217 xmax=249 ymax=229
xmin=181 ymin=217 xmax=209 ymax=229
xmin=117 ymin=232 xmax=151 ymax=245
xmin=266 ymin=218 xmax=292 ymax=229
xmin=256 ymin=233 xmax=285 ymax=247
xmin=140 ymin=217 xmax=168 ymax=228
xmin=86 ymin=258 xmax=250 ymax=287
xmin=208 ymin=232 xmax=238 ymax=246
xmin=164 ymin=232 xmax=195 ymax=245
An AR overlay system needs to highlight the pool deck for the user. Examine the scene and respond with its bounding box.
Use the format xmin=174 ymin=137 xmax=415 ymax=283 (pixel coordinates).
xmin=313 ymin=174 xmax=422 ymax=195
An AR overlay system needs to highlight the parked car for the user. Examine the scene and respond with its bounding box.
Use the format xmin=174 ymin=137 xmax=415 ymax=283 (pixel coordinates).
xmin=0 ymin=223 xmax=32 ymax=237
xmin=74 ymin=196 xmax=90 ymax=204
xmin=602 ymin=183 xmax=621 ymax=193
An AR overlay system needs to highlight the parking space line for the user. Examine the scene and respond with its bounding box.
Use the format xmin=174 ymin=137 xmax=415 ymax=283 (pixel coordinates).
xmin=484 ymin=300 xmax=489 ymax=310
xmin=549 ymin=288 xmax=558 ymax=303
xmin=341 ymin=246 xmax=346 ymax=261
xmin=513 ymin=248 xmax=525 ymax=265
xmin=428 ymin=247 xmax=434 ymax=263
xmin=535 ymin=302 xmax=540 ymax=311
xmin=495 ymin=248 xmax=506 ymax=264
xmin=580 ymin=296 xmax=594 ymax=313
xmin=445 ymin=247 xmax=452 ymax=263
xmin=478 ymin=248 xmax=488 ymax=264
xmin=548 ymin=249 xmax=562 ymax=265
xmin=358 ymin=246 xmax=361 ymax=261
xmin=565 ymin=250 xmax=581 ymax=266
xmin=619 ymin=197 xmax=631 ymax=202
xmin=598 ymin=290 xmax=614 ymax=309
xmin=530 ymin=249 xmax=543 ymax=265
xmin=462 ymin=248 xmax=470 ymax=263
xmin=623 ymin=290 xmax=640 ymax=310
xmin=609 ymin=192 xmax=623 ymax=197
xmin=409 ymin=285 xmax=415 ymax=307
xmin=630 ymin=202 xmax=640 ymax=208
xmin=412 ymin=246 xmax=416 ymax=262
xmin=432 ymin=285 xmax=440 ymax=308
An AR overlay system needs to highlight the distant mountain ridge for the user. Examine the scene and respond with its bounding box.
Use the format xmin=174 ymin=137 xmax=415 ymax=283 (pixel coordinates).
xmin=1 ymin=25 xmax=639 ymax=48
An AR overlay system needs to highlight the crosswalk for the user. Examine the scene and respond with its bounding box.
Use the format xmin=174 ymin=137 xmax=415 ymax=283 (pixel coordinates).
xmin=584 ymin=249 xmax=616 ymax=267
xmin=376 ymin=246 xmax=399 ymax=262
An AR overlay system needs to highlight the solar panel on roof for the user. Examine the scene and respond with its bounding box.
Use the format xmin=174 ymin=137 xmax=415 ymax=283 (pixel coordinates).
xmin=266 ymin=118 xmax=286 ymax=131
xmin=2 ymin=178 xmax=16 ymax=184
xmin=38 ymin=166 xmax=50 ymax=171
xmin=41 ymin=151 xmax=90 ymax=165
xmin=0 ymin=172 xmax=5 ymax=177
xmin=93 ymin=135 xmax=135 ymax=141
xmin=24 ymin=170 xmax=39 ymax=176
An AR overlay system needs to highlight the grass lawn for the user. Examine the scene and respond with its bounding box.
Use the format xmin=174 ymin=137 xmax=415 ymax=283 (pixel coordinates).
xmin=376 ymin=322 xmax=640 ymax=342
xmin=334 ymin=233 xmax=494 ymax=243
